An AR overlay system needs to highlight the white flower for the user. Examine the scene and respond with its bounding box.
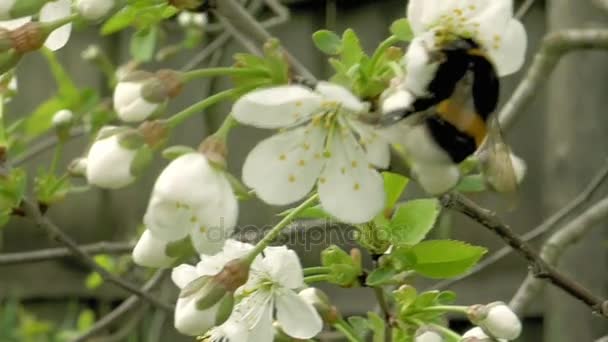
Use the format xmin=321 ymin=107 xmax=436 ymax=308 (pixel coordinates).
xmin=113 ymin=71 xmax=164 ymax=122
xmin=477 ymin=302 xmax=521 ymax=340
xmin=416 ymin=329 xmax=443 ymax=342
xmin=144 ymin=153 xmax=238 ymax=256
xmin=39 ymin=0 xmax=73 ymax=51
xmin=178 ymin=11 xmax=208 ymax=28
xmin=233 ymin=82 xmax=388 ymax=224
xmin=233 ymin=246 xmax=322 ymax=340
xmin=510 ymin=153 xmax=526 ymax=184
xmin=407 ymin=0 xmax=527 ymax=77
xmin=171 ymin=239 xmax=253 ymax=336
xmin=76 ymin=0 xmax=114 ymax=20
xmin=132 ymin=229 xmax=177 ymax=268
xmin=86 ymin=130 xmax=137 ymax=189
xmin=52 ymin=109 xmax=73 ymax=127
xmin=461 ymin=327 xmax=506 ymax=342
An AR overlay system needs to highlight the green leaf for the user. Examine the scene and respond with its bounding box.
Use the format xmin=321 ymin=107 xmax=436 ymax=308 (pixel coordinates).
xmin=34 ymin=172 xmax=71 ymax=205
xmin=347 ymin=316 xmax=370 ymax=338
xmin=389 ymin=199 xmax=440 ymax=245
xmin=409 ymin=240 xmax=487 ymax=279
xmin=321 ymin=245 xmax=361 ymax=287
xmin=366 ymin=266 xmax=397 ymax=286
xmin=130 ymin=26 xmax=158 ymax=62
xmin=368 ymin=312 xmax=385 ymax=342
xmin=456 ymin=174 xmax=487 ymax=192
xmin=102 ymin=6 xmax=138 ymax=34
xmin=76 ymin=310 xmax=95 ymax=332
xmin=341 ymin=29 xmax=365 ymax=68
xmin=390 ymin=19 xmax=414 ymax=41
xmin=312 ymin=30 xmax=342 ymax=55
xmin=437 ymin=290 xmax=457 ymax=304
xmin=393 ymin=285 xmax=417 ymax=311
xmin=383 ymin=172 xmax=409 ymax=210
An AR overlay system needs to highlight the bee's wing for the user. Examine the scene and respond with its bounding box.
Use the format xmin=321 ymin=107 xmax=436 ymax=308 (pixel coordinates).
xmin=478 ymin=115 xmax=519 ymax=200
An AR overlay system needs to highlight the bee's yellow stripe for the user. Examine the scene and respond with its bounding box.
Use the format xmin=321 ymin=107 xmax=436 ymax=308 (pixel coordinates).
xmin=437 ymin=100 xmax=487 ymax=147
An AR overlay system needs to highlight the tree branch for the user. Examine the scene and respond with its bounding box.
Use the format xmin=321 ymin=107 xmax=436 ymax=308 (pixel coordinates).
xmin=213 ymin=0 xmax=317 ymax=81
xmin=510 ymin=196 xmax=608 ymax=314
xmin=431 ymin=158 xmax=608 ymax=291
xmin=0 ymin=241 xmax=133 ymax=266
xmin=499 ymin=29 xmax=608 ymax=130
xmin=73 ymin=269 xmax=167 ymax=342
xmin=21 ymin=199 xmax=173 ymax=312
xmin=440 ymin=193 xmax=608 ymax=318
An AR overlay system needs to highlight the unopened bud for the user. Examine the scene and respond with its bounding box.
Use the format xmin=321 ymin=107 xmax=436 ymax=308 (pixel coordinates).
xmin=415 ymin=327 xmax=443 ymax=342
xmin=461 ymin=327 xmax=504 ymax=342
xmin=178 ymin=11 xmax=208 ymax=28
xmin=86 ymin=127 xmax=139 ymax=189
xmin=299 ymin=287 xmax=340 ymax=324
xmin=52 ymin=109 xmax=73 ymax=128
xmin=468 ymin=302 xmax=521 ymax=340
xmin=138 ymin=120 xmax=169 ymax=148
xmin=198 ymin=136 xmax=227 ymax=168
xmin=81 ymin=45 xmax=101 ymax=61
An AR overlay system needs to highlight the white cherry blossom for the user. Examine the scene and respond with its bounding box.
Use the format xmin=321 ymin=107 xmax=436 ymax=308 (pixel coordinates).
xmin=407 ymin=0 xmax=527 ymax=77
xmin=461 ymin=327 xmax=507 ymax=342
xmin=231 ymin=246 xmax=322 ymax=341
xmin=171 ymin=239 xmax=253 ymax=336
xmin=233 ymin=82 xmax=388 ymax=224
xmin=86 ymin=131 xmax=137 ymax=189
xmin=143 ymin=153 xmax=238 ymax=256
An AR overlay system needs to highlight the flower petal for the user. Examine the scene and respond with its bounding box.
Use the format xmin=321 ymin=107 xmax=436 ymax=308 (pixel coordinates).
xmin=39 ymin=0 xmax=72 ymax=51
xmin=85 ymin=135 xmax=136 ymax=189
xmin=315 ymin=81 xmax=366 ymax=113
xmin=113 ymin=81 xmax=159 ymax=122
xmin=318 ymin=129 xmax=385 ymax=224
xmin=486 ymin=20 xmax=527 ymax=76
xmin=132 ymin=229 xmax=176 ymax=268
xmin=196 ymin=239 xmax=254 ymax=276
xmin=0 ymin=0 xmax=15 ymax=20
xmin=174 ymin=297 xmax=219 ymax=336
xmin=144 ymin=194 xmax=195 ymax=242
xmin=232 ymin=85 xmax=322 ymax=129
xmin=262 ymin=246 xmax=304 ymax=289
xmin=411 ymin=162 xmax=460 ymax=195
xmin=171 ymin=264 xmax=199 ymax=289
xmin=243 ymin=125 xmax=326 ymax=205
xmin=190 ymin=174 xmax=238 ymax=255
xmin=275 ymin=290 xmax=323 ymax=339
xmin=208 ymin=317 xmax=250 ymax=342
xmin=406 ymin=0 xmax=443 ymax=34
xmin=0 ymin=17 xmax=31 ymax=30
xmin=404 ymin=34 xmax=440 ymax=97
xmin=347 ymin=119 xmax=391 ymax=169
xmin=236 ymin=295 xmax=275 ymax=342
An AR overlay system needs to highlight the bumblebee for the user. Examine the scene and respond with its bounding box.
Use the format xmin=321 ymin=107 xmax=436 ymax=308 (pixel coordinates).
xmin=378 ymin=37 xmax=517 ymax=195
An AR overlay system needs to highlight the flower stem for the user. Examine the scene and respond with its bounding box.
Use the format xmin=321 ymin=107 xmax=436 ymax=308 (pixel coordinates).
xmin=213 ymin=114 xmax=238 ymax=140
xmin=49 ymin=142 xmax=63 ymax=174
xmin=43 ymin=13 xmax=79 ymax=33
xmin=245 ymin=194 xmax=319 ymax=264
xmin=405 ymin=317 xmax=461 ymax=341
xmin=304 ymin=274 xmax=331 ymax=284
xmin=414 ymin=305 xmax=469 ymax=315
xmin=182 ymin=67 xmax=269 ymax=83
xmin=0 ymin=95 xmax=6 ymax=146
xmin=333 ymin=319 xmax=363 ymax=342
xmin=165 ymin=89 xmax=239 ymax=129
xmin=303 ymin=266 xmax=331 ymax=276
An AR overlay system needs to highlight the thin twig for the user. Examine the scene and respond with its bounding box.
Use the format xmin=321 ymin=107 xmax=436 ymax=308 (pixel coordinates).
xmin=515 ymin=0 xmax=536 ymax=19
xmin=499 ymin=29 xmax=608 ymax=130
xmin=431 ymin=158 xmax=608 ymax=291
xmin=21 ymin=199 xmax=173 ymax=312
xmin=88 ymin=305 xmax=149 ymax=342
xmin=73 ymin=270 xmax=167 ymax=342
xmin=440 ymin=193 xmax=608 ymax=318
xmin=213 ymin=0 xmax=317 ymax=81
xmin=509 ymin=196 xmax=608 ymax=314
xmin=0 ymin=241 xmax=134 ymax=266
xmin=12 ymin=127 xmax=86 ymax=166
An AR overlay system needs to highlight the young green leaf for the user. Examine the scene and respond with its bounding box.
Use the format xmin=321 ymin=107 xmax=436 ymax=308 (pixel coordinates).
xmin=390 ymin=19 xmax=414 ymax=41
xmin=368 ymin=312 xmax=385 ymax=342
xmin=456 ymin=174 xmax=487 ymax=192
xmin=130 ymin=26 xmax=158 ymax=62
xmin=366 ymin=266 xmax=397 ymax=286
xmin=341 ymin=29 xmax=365 ymax=68
xmin=389 ymin=199 xmax=440 ymax=245
xmin=383 ymin=172 xmax=409 ymax=210
xmin=347 ymin=316 xmax=371 ymax=339
xmin=312 ymin=30 xmax=342 ymax=55
xmin=409 ymin=240 xmax=487 ymax=279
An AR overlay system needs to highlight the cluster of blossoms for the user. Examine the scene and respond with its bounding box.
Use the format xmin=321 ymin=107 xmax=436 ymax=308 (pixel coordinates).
xmin=57 ymin=0 xmax=529 ymax=340
xmin=170 ymin=239 xmax=323 ymax=341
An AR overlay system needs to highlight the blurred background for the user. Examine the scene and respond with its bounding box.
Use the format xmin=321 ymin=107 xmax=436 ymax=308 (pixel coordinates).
xmin=1 ymin=0 xmax=607 ymax=341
